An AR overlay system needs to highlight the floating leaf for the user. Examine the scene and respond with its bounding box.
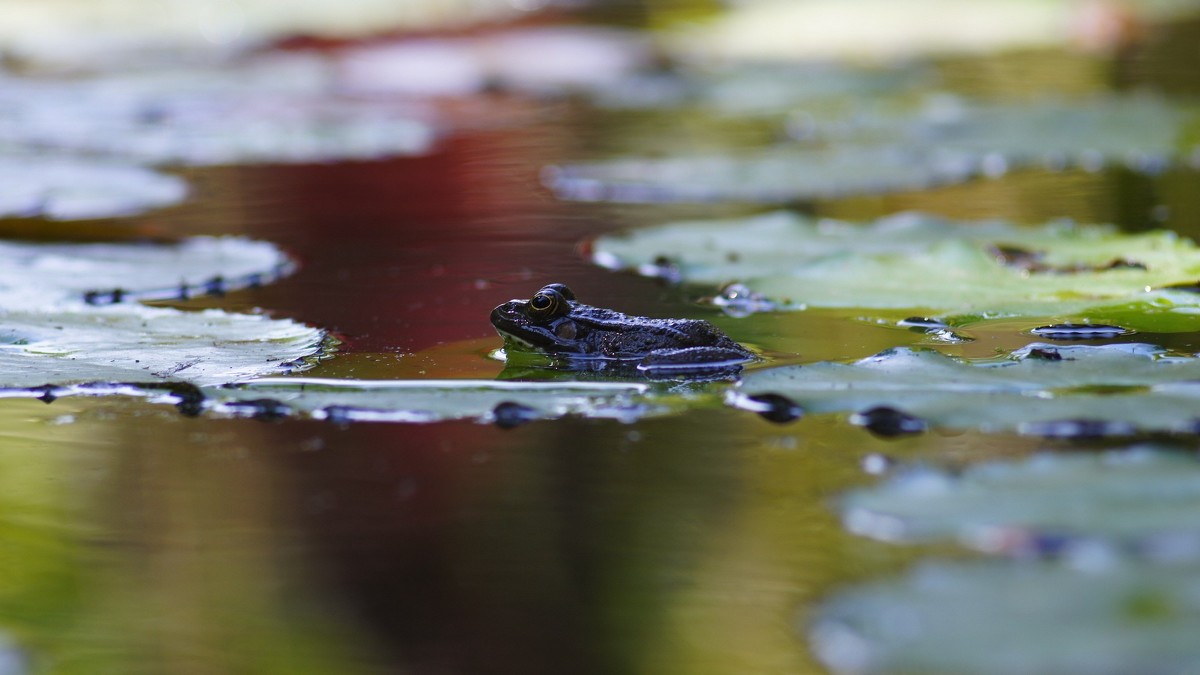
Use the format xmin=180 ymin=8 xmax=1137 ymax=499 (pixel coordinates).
xmin=0 ymin=374 xmax=721 ymax=424
xmin=201 ymin=377 xmax=678 ymax=424
xmin=0 ymin=0 xmax=540 ymax=69
xmin=550 ymin=96 xmax=1199 ymax=203
xmin=340 ymin=27 xmax=652 ymax=98
xmin=548 ymin=145 xmax=980 ymax=203
xmin=811 ymin=559 xmax=1200 ymax=675
xmin=0 ymin=57 xmax=435 ymax=166
xmin=842 ymin=447 xmax=1200 ymax=558
xmin=0 ymin=236 xmax=292 ymax=306
xmin=736 ymin=343 xmax=1200 ymax=436
xmin=592 ymin=62 xmax=928 ymax=117
xmin=592 ymin=211 xmax=1200 ymax=331
xmin=0 ymin=304 xmax=326 ymax=387
xmin=663 ymin=0 xmax=1200 ymax=63
xmin=0 ymin=155 xmax=186 ymax=220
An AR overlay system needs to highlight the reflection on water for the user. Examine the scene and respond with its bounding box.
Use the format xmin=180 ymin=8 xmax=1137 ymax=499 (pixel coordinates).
xmin=3 ymin=8 xmax=1200 ymax=675
xmin=0 ymin=393 xmax=1035 ymax=673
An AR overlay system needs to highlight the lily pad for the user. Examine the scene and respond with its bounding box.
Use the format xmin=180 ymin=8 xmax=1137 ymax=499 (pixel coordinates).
xmin=664 ymin=0 xmax=1200 ymax=63
xmin=592 ymin=211 xmax=1200 ymax=331
xmin=0 ymin=156 xmax=186 ymax=220
xmin=200 ymin=377 xmax=681 ymax=424
xmin=0 ymin=0 xmax=539 ymax=69
xmin=0 ymin=304 xmax=325 ymax=387
xmin=842 ymin=447 xmax=1200 ymax=558
xmin=550 ymin=96 xmax=1199 ymax=203
xmin=0 ymin=57 xmax=435 ymax=166
xmin=811 ymin=559 xmax=1200 ymax=675
xmin=735 ymin=343 xmax=1200 ymax=436
xmin=0 ymin=236 xmax=292 ymax=306
xmin=340 ymin=27 xmax=653 ymax=98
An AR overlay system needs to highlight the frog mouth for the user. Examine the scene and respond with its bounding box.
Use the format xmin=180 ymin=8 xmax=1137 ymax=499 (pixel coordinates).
xmin=490 ymin=303 xmax=546 ymax=350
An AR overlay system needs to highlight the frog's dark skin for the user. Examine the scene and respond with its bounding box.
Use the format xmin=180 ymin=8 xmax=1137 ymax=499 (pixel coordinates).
xmin=491 ymin=283 xmax=755 ymax=372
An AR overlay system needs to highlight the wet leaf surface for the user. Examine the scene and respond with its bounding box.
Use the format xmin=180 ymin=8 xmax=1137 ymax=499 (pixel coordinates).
xmin=812 ymin=558 xmax=1200 ymax=675
xmin=0 ymin=236 xmax=321 ymax=387
xmin=665 ymin=0 xmax=1200 ymax=63
xmin=0 ymin=236 xmax=292 ymax=306
xmin=203 ymin=377 xmax=692 ymax=424
xmin=0 ymin=305 xmax=325 ymax=387
xmin=841 ymin=446 xmax=1200 ymax=557
xmin=0 ymin=155 xmax=187 ymax=220
xmin=0 ymin=57 xmax=435 ymax=166
xmin=593 ymin=210 xmax=1200 ymax=331
xmin=737 ymin=343 xmax=1200 ymax=436
xmin=551 ymin=96 xmax=1199 ymax=203
xmin=0 ymin=0 xmax=539 ymax=69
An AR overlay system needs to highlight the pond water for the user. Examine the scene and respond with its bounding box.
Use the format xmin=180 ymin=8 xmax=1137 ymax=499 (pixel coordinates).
xmin=6 ymin=7 xmax=1200 ymax=675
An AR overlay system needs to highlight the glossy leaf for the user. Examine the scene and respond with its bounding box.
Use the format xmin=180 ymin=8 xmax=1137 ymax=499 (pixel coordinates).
xmin=665 ymin=0 xmax=1200 ymax=63
xmin=0 ymin=304 xmax=325 ymax=387
xmin=551 ymin=96 xmax=1198 ymax=203
xmin=0 ymin=57 xmax=435 ymax=166
xmin=737 ymin=343 xmax=1200 ymax=436
xmin=0 ymin=236 xmax=292 ymax=306
xmin=842 ymin=447 xmax=1200 ymax=557
xmin=0 ymin=155 xmax=186 ymax=220
xmin=593 ymin=211 xmax=1200 ymax=330
xmin=0 ymin=0 xmax=537 ymax=68
xmin=812 ymin=559 xmax=1200 ymax=675
xmin=200 ymin=377 xmax=681 ymax=424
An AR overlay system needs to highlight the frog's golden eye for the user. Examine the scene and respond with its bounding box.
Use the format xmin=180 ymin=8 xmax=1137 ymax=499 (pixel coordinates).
xmin=528 ymin=288 xmax=568 ymax=320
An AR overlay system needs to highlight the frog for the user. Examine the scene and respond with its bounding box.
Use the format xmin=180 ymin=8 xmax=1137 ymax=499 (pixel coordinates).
xmin=490 ymin=283 xmax=755 ymax=373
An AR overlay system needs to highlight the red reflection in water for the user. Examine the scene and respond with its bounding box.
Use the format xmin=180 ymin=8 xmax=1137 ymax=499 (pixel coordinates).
xmin=184 ymin=123 xmax=637 ymax=356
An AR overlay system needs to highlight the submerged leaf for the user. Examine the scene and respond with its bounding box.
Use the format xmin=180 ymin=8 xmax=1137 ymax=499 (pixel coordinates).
xmin=592 ymin=211 xmax=1200 ymax=330
xmin=0 ymin=155 xmax=186 ymax=220
xmin=736 ymin=343 xmax=1200 ymax=436
xmin=812 ymin=559 xmax=1200 ymax=675
xmin=842 ymin=447 xmax=1200 ymax=558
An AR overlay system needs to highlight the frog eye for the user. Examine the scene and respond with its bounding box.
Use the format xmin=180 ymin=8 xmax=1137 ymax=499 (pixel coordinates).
xmin=540 ymin=283 xmax=576 ymax=301
xmin=528 ymin=288 xmax=568 ymax=320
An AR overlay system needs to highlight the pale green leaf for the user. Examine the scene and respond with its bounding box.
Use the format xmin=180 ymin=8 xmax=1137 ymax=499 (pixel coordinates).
xmin=812 ymin=559 xmax=1200 ymax=675
xmin=737 ymin=343 xmax=1200 ymax=435
xmin=0 ymin=155 xmax=186 ymax=220
xmin=593 ymin=211 xmax=1200 ymax=330
xmin=842 ymin=447 xmax=1200 ymax=554
xmin=551 ymin=96 xmax=1198 ymax=203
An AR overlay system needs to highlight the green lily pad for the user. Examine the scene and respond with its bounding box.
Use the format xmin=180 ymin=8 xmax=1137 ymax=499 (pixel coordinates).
xmin=0 ymin=234 xmax=321 ymax=386
xmin=201 ymin=377 xmax=682 ymax=424
xmin=0 ymin=236 xmax=291 ymax=306
xmin=664 ymin=0 xmax=1200 ymax=63
xmin=0 ymin=304 xmax=326 ymax=387
xmin=592 ymin=211 xmax=1200 ymax=331
xmin=811 ymin=559 xmax=1200 ymax=675
xmin=736 ymin=343 xmax=1200 ymax=436
xmin=0 ymin=0 xmax=535 ymax=69
xmin=550 ymin=96 xmax=1198 ymax=203
xmin=0 ymin=59 xmax=436 ymax=167
xmin=0 ymin=155 xmax=186 ymax=220
xmin=842 ymin=447 xmax=1200 ymax=557
xmin=0 ymin=377 xmax=690 ymax=425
